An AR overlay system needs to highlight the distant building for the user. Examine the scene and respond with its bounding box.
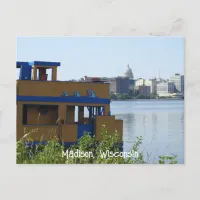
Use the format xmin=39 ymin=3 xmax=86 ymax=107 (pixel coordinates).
xmin=84 ymin=76 xmax=108 ymax=82
xmin=156 ymin=78 xmax=166 ymax=84
xmin=124 ymin=64 xmax=134 ymax=79
xmin=108 ymin=77 xmax=117 ymax=93
xmin=116 ymin=76 xmax=130 ymax=94
xmin=129 ymin=79 xmax=135 ymax=90
xmin=145 ymin=78 xmax=157 ymax=94
xmin=169 ymin=73 xmax=184 ymax=93
xmin=157 ymin=82 xmax=175 ymax=97
xmin=129 ymin=79 xmax=135 ymax=85
xmin=139 ymin=85 xmax=150 ymax=97
xmin=87 ymin=64 xmax=134 ymax=95
xmin=135 ymin=78 xmax=145 ymax=88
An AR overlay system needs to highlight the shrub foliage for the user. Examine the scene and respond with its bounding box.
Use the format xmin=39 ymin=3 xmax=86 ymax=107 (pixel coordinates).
xmin=17 ymin=126 xmax=178 ymax=164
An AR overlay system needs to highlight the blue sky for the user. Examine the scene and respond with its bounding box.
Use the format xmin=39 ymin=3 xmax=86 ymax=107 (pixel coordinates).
xmin=16 ymin=37 xmax=184 ymax=80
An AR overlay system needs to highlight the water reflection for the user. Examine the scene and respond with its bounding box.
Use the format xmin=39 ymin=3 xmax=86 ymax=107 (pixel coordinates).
xmin=111 ymin=100 xmax=184 ymax=164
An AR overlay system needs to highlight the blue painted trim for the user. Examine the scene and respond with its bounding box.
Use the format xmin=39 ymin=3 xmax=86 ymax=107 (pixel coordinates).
xmin=16 ymin=62 xmax=31 ymax=68
xmin=28 ymin=61 xmax=60 ymax=67
xmin=17 ymin=61 xmax=61 ymax=68
xmin=120 ymin=142 xmax=123 ymax=152
xmin=19 ymin=64 xmax=32 ymax=80
xmin=17 ymin=96 xmax=110 ymax=104
xmin=78 ymin=124 xmax=94 ymax=139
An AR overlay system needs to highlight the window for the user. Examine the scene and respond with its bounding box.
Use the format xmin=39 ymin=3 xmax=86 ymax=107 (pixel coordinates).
xmin=22 ymin=104 xmax=58 ymax=125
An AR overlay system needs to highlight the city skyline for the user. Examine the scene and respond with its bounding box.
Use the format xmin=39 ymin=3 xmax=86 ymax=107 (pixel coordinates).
xmin=81 ymin=69 xmax=184 ymax=81
xmin=16 ymin=37 xmax=184 ymax=80
xmin=72 ymin=71 xmax=184 ymax=82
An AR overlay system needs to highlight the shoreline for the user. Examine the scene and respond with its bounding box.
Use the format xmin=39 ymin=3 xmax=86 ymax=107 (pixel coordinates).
xmin=110 ymin=98 xmax=184 ymax=101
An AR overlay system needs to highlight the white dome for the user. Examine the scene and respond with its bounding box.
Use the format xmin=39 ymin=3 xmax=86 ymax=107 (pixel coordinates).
xmin=124 ymin=64 xmax=134 ymax=79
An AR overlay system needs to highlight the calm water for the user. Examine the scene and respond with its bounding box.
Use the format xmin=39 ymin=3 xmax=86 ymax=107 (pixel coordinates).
xmin=110 ymin=100 xmax=184 ymax=164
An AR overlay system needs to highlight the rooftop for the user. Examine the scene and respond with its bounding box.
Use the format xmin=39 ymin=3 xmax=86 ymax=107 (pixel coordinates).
xmin=124 ymin=64 xmax=134 ymax=79
xmin=16 ymin=61 xmax=61 ymax=68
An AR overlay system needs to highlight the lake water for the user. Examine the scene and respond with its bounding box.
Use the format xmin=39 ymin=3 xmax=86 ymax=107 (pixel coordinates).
xmin=110 ymin=100 xmax=184 ymax=164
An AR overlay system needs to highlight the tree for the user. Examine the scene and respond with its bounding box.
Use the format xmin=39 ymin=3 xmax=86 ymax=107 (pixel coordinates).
xmin=110 ymin=91 xmax=117 ymax=100
xmin=136 ymin=94 xmax=145 ymax=99
xmin=150 ymin=93 xmax=157 ymax=99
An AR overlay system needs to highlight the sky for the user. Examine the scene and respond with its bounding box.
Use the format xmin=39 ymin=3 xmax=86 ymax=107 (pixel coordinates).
xmin=16 ymin=37 xmax=184 ymax=80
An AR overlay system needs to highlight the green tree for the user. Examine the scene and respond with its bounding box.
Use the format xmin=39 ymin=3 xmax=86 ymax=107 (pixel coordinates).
xmin=150 ymin=93 xmax=157 ymax=99
xmin=110 ymin=91 xmax=117 ymax=100
xmin=136 ymin=94 xmax=146 ymax=99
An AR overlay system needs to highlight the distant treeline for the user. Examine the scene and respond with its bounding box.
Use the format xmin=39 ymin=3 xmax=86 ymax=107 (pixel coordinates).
xmin=110 ymin=92 xmax=157 ymax=100
xmin=110 ymin=92 xmax=183 ymax=100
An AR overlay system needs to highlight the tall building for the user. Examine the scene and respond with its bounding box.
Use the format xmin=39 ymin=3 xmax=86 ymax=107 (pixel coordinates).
xmin=109 ymin=64 xmax=134 ymax=94
xmin=157 ymin=82 xmax=175 ymax=97
xmin=139 ymin=85 xmax=150 ymax=97
xmin=169 ymin=73 xmax=184 ymax=93
xmin=116 ymin=76 xmax=130 ymax=94
xmin=135 ymin=78 xmax=145 ymax=88
xmin=145 ymin=78 xmax=157 ymax=94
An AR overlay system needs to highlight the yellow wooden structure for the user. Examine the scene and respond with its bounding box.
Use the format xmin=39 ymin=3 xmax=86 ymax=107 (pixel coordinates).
xmin=16 ymin=61 xmax=123 ymax=145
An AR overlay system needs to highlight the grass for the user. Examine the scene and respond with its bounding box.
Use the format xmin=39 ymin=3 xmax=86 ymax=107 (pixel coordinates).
xmin=17 ymin=125 xmax=178 ymax=164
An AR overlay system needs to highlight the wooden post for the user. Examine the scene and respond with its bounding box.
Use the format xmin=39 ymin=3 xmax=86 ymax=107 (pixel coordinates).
xmin=104 ymin=105 xmax=110 ymax=115
xmin=32 ymin=65 xmax=37 ymax=80
xmin=52 ymin=67 xmax=57 ymax=81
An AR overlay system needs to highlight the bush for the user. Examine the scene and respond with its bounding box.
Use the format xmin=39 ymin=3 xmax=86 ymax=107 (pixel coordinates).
xmin=136 ymin=94 xmax=146 ymax=99
xmin=17 ymin=126 xmax=178 ymax=164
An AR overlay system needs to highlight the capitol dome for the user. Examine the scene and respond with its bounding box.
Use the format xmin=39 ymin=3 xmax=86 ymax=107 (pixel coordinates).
xmin=124 ymin=64 xmax=134 ymax=79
